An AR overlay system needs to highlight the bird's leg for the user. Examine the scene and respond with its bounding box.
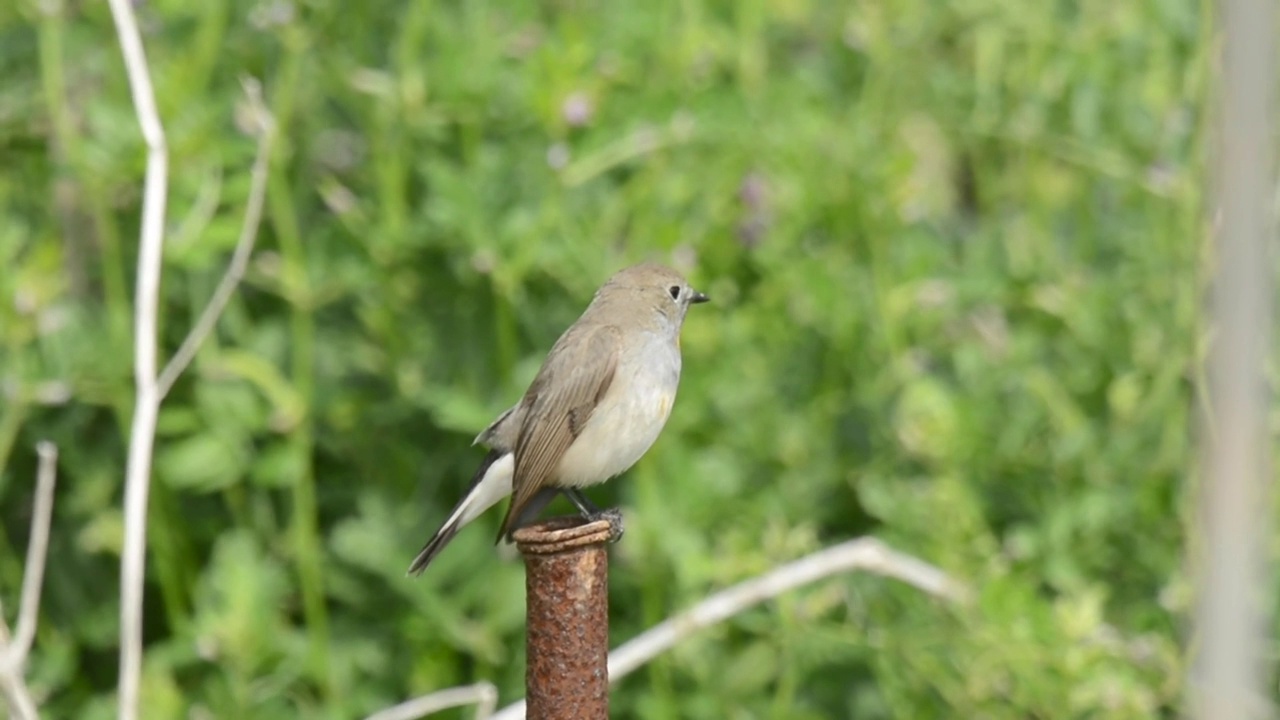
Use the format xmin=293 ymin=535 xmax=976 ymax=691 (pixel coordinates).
xmin=504 ymin=486 xmax=561 ymax=542
xmin=564 ymin=488 xmax=600 ymax=517
xmin=563 ymin=489 xmax=624 ymax=543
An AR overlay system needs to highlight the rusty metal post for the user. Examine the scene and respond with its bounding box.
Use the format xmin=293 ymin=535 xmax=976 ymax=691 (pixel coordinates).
xmin=513 ymin=515 xmax=618 ymax=720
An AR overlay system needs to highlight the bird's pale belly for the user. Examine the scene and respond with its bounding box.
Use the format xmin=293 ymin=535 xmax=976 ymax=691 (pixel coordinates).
xmin=555 ymin=368 xmax=677 ymax=487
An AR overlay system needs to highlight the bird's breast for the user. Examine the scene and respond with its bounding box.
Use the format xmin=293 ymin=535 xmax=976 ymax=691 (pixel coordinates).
xmin=555 ymin=338 xmax=681 ymax=487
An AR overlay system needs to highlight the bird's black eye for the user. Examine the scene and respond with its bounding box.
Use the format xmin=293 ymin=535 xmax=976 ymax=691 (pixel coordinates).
xmin=668 ymin=285 xmax=681 ymax=300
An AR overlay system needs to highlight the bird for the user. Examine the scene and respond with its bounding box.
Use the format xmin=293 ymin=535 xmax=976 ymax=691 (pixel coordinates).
xmin=407 ymin=262 xmax=709 ymax=575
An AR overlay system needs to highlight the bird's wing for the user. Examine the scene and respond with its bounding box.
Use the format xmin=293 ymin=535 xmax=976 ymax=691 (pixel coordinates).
xmin=473 ymin=405 xmax=517 ymax=450
xmin=499 ymin=324 xmax=620 ymax=538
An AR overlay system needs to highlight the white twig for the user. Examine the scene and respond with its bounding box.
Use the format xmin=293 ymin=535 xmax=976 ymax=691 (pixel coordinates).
xmin=1 ymin=443 xmax=59 ymax=671
xmin=363 ymin=682 xmax=498 ymax=720
xmin=1192 ymin=0 xmax=1276 ymax=715
xmin=610 ymin=537 xmax=965 ymax=678
xmin=0 ymin=662 xmax=37 ymax=720
xmin=491 ymin=537 xmax=966 ymax=720
xmin=108 ymin=3 xmax=275 ymax=718
xmin=106 ymin=0 xmax=167 ymax=717
xmin=0 ymin=442 xmax=60 ymax=720
xmin=156 ymin=77 xmax=275 ymax=399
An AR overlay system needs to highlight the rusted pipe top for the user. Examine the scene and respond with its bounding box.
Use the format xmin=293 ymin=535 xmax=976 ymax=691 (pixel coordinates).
xmin=517 ymin=513 xmax=616 ymax=720
xmin=513 ymin=514 xmax=620 ymax=556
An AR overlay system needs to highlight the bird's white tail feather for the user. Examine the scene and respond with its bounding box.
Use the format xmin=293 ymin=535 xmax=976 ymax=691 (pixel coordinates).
xmin=447 ymin=452 xmax=514 ymax=529
xmin=406 ymin=452 xmax=514 ymax=575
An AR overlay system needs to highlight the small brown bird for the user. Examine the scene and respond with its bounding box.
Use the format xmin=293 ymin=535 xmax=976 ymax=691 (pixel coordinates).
xmin=408 ymin=263 xmax=709 ymax=574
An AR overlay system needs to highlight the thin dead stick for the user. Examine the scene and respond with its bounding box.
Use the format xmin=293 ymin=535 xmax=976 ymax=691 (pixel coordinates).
xmin=107 ymin=0 xmax=167 ymax=715
xmin=108 ymin=1 xmax=276 ymax=715
xmin=362 ymin=682 xmax=497 ymax=720
xmin=0 ymin=442 xmax=60 ymax=720
xmin=490 ymin=536 xmax=966 ymax=720
xmin=1191 ymin=0 xmax=1276 ymax=715
xmin=156 ymin=78 xmax=275 ymax=399
xmin=0 ymin=625 xmax=37 ymax=720
xmin=1 ymin=443 xmax=59 ymax=672
xmin=0 ymin=663 xmax=37 ymax=720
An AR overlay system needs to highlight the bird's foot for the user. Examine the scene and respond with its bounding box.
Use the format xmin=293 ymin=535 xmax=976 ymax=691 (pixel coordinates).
xmin=563 ymin=489 xmax=624 ymax=542
xmin=589 ymin=507 xmax=625 ymax=543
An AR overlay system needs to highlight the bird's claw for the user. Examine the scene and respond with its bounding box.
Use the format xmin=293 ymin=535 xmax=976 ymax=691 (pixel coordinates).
xmin=589 ymin=507 xmax=625 ymax=543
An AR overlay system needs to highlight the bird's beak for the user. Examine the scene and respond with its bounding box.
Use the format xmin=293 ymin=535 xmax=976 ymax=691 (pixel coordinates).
xmin=690 ymin=290 xmax=710 ymax=304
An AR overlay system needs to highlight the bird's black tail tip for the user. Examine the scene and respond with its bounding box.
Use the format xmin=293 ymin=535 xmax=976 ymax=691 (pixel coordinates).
xmin=406 ymin=523 xmax=461 ymax=577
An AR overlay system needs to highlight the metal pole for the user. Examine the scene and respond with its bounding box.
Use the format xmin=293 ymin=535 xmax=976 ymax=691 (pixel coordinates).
xmin=515 ymin=516 xmax=616 ymax=720
xmin=1193 ymin=0 xmax=1275 ymax=716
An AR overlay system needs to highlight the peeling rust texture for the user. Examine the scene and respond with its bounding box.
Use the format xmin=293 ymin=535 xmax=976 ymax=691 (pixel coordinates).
xmin=515 ymin=516 xmax=614 ymax=720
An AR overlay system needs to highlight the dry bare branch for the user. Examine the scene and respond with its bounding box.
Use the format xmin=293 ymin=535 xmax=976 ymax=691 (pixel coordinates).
xmin=1 ymin=443 xmax=58 ymax=671
xmin=107 ymin=0 xmax=168 ymax=716
xmin=491 ymin=536 xmax=966 ymax=720
xmin=156 ymin=77 xmax=276 ymax=399
xmin=0 ymin=442 xmax=60 ymax=720
xmin=107 ymin=0 xmax=279 ymax=710
xmin=0 ymin=668 xmax=37 ymax=720
xmin=1192 ymin=0 xmax=1276 ymax=716
xmin=363 ymin=682 xmax=498 ymax=720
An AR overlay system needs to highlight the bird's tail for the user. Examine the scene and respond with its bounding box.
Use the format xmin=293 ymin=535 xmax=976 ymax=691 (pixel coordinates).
xmin=406 ymin=521 xmax=462 ymax=576
xmin=407 ymin=450 xmax=514 ymax=576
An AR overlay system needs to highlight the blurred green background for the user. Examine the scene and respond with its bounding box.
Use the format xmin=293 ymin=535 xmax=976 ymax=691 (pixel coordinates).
xmin=1 ymin=0 xmax=1202 ymax=717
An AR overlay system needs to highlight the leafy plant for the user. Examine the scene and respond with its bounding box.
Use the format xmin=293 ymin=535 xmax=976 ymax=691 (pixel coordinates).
xmin=0 ymin=0 xmax=1201 ymax=716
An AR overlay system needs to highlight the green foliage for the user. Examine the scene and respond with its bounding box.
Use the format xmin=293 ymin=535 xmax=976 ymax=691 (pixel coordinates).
xmin=1 ymin=0 xmax=1199 ymax=716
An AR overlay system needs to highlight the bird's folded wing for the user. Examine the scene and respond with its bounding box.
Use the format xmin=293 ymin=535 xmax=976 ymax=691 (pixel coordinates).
xmin=500 ymin=324 xmax=620 ymax=537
